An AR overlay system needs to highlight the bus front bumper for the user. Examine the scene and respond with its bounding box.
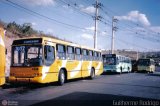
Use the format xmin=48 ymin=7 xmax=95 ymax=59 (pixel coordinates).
xmin=9 ymin=76 xmax=44 ymax=84
xmin=0 ymin=76 xmax=5 ymax=86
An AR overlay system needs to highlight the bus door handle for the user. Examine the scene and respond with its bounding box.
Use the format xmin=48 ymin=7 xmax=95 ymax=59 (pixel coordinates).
xmin=57 ymin=61 xmax=60 ymax=64
xmin=68 ymin=60 xmax=74 ymax=62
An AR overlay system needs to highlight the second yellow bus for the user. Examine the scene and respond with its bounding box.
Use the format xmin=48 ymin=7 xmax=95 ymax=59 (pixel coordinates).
xmin=0 ymin=27 xmax=6 ymax=86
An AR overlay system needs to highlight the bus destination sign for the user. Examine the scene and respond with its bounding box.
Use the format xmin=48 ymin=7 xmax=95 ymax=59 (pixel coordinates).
xmin=12 ymin=38 xmax=42 ymax=45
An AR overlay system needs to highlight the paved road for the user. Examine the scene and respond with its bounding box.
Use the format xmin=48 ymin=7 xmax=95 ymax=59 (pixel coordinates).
xmin=0 ymin=73 xmax=160 ymax=106
xmin=156 ymin=66 xmax=160 ymax=72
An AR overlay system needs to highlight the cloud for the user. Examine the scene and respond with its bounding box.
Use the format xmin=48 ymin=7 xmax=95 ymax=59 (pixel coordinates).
xmin=81 ymin=6 xmax=95 ymax=14
xmin=116 ymin=10 xmax=150 ymax=26
xmin=17 ymin=0 xmax=55 ymax=6
xmin=150 ymin=26 xmax=160 ymax=33
xmin=134 ymin=26 xmax=160 ymax=35
xmin=46 ymin=28 xmax=54 ymax=34
xmin=62 ymin=5 xmax=74 ymax=13
xmin=100 ymin=31 xmax=107 ymax=36
xmin=81 ymin=33 xmax=93 ymax=40
xmin=85 ymin=26 xmax=95 ymax=31
xmin=62 ymin=5 xmax=69 ymax=9
xmin=31 ymin=22 xmax=37 ymax=26
xmin=78 ymin=4 xmax=84 ymax=8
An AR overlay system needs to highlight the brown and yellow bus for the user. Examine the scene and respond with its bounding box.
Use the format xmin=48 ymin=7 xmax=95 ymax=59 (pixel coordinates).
xmin=137 ymin=58 xmax=155 ymax=73
xmin=0 ymin=27 xmax=6 ymax=86
xmin=9 ymin=37 xmax=103 ymax=85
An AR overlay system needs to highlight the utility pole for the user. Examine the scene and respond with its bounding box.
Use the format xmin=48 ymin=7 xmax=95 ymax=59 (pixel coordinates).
xmin=93 ymin=0 xmax=102 ymax=49
xmin=136 ymin=50 xmax=139 ymax=60
xmin=111 ymin=16 xmax=118 ymax=54
xmin=94 ymin=0 xmax=98 ymax=49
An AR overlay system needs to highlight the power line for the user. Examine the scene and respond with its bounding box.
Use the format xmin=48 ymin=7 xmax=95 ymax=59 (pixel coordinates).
xmin=98 ymin=5 xmax=158 ymax=51
xmin=5 ymin=0 xmax=87 ymax=30
xmin=100 ymin=4 xmax=160 ymax=38
xmin=100 ymin=8 xmax=160 ymax=43
xmin=57 ymin=0 xmax=93 ymax=18
xmin=117 ymin=23 xmax=160 ymax=43
xmin=102 ymin=31 xmax=155 ymax=51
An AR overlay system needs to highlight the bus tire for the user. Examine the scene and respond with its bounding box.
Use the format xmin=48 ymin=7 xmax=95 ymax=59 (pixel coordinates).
xmin=128 ymin=67 xmax=130 ymax=73
xmin=58 ymin=69 xmax=65 ymax=86
xmin=90 ymin=68 xmax=95 ymax=79
xmin=120 ymin=67 xmax=122 ymax=74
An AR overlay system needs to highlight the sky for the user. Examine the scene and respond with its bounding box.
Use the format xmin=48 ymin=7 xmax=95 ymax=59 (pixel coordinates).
xmin=0 ymin=0 xmax=160 ymax=52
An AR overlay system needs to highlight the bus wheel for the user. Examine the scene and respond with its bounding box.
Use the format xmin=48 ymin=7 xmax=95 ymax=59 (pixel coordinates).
xmin=120 ymin=67 xmax=122 ymax=74
xmin=90 ymin=68 xmax=95 ymax=79
xmin=58 ymin=69 xmax=65 ymax=86
xmin=128 ymin=67 xmax=130 ymax=73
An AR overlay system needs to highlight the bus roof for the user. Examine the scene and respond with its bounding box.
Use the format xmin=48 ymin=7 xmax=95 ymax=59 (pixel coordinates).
xmin=12 ymin=36 xmax=101 ymax=52
xmin=102 ymin=54 xmax=131 ymax=59
xmin=138 ymin=58 xmax=154 ymax=61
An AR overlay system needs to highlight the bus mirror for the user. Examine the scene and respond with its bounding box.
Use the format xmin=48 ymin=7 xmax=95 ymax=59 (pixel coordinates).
xmin=5 ymin=49 xmax=7 ymax=55
xmin=45 ymin=53 xmax=47 ymax=59
xmin=48 ymin=46 xmax=52 ymax=52
xmin=44 ymin=46 xmax=47 ymax=59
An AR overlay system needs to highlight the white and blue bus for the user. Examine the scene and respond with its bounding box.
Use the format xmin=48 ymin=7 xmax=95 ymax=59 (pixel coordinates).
xmin=102 ymin=54 xmax=132 ymax=73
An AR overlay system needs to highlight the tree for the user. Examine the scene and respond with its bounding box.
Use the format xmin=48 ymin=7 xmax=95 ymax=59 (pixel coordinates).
xmin=7 ymin=21 xmax=23 ymax=36
xmin=7 ymin=22 xmax=37 ymax=36
xmin=22 ymin=23 xmax=36 ymax=36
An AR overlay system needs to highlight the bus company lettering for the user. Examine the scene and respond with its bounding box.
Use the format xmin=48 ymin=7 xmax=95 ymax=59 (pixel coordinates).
xmin=113 ymin=100 xmax=159 ymax=106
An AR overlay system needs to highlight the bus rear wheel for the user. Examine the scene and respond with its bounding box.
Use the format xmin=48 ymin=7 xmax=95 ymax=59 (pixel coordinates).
xmin=120 ymin=67 xmax=122 ymax=74
xmin=58 ymin=69 xmax=65 ymax=86
xmin=90 ymin=68 xmax=95 ymax=79
xmin=128 ymin=67 xmax=130 ymax=73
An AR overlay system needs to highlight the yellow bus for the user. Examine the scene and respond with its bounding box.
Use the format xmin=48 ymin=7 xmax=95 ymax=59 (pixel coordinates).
xmin=9 ymin=37 xmax=103 ymax=85
xmin=0 ymin=27 xmax=6 ymax=86
xmin=137 ymin=58 xmax=155 ymax=73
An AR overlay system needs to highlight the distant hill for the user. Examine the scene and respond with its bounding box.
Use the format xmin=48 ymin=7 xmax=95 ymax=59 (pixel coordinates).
xmin=102 ymin=49 xmax=160 ymax=64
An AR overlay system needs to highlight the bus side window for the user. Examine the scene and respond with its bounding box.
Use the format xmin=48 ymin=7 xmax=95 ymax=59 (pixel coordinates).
xmin=116 ymin=57 xmax=119 ymax=64
xmin=75 ymin=48 xmax=81 ymax=60
xmin=98 ymin=52 xmax=101 ymax=61
xmin=89 ymin=50 xmax=93 ymax=61
xmin=102 ymin=55 xmax=105 ymax=62
xmin=94 ymin=51 xmax=96 ymax=61
xmin=67 ymin=46 xmax=75 ymax=60
xmin=82 ymin=49 xmax=88 ymax=61
xmin=151 ymin=61 xmax=155 ymax=65
xmin=57 ymin=44 xmax=66 ymax=60
xmin=44 ymin=45 xmax=55 ymax=66
xmin=94 ymin=51 xmax=98 ymax=61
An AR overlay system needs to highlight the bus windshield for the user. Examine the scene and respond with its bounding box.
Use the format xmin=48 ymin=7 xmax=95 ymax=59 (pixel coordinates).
xmin=12 ymin=45 xmax=43 ymax=66
xmin=138 ymin=59 xmax=150 ymax=66
xmin=103 ymin=57 xmax=116 ymax=65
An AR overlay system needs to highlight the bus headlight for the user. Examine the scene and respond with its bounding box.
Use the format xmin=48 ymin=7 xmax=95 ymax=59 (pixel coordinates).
xmin=34 ymin=73 xmax=42 ymax=77
xmin=32 ymin=68 xmax=39 ymax=70
xmin=10 ymin=73 xmax=15 ymax=76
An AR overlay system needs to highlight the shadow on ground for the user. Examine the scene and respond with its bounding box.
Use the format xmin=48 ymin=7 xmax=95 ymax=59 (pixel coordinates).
xmin=32 ymin=92 xmax=159 ymax=106
xmin=102 ymin=71 xmax=132 ymax=75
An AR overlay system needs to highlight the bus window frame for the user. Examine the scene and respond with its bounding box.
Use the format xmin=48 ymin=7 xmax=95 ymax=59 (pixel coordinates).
xmin=88 ymin=50 xmax=93 ymax=61
xmin=82 ymin=49 xmax=89 ymax=61
xmin=75 ymin=47 xmax=81 ymax=60
xmin=67 ymin=46 xmax=75 ymax=60
xmin=56 ymin=44 xmax=66 ymax=60
xmin=44 ymin=45 xmax=55 ymax=66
